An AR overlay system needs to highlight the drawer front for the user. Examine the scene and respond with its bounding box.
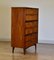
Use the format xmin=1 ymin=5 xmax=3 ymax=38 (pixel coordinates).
xmin=25 ymin=22 xmax=38 ymax=28
xmin=25 ymin=15 xmax=38 ymax=21
xmin=33 ymin=27 xmax=38 ymax=32
xmin=25 ymin=28 xmax=33 ymax=34
xmin=25 ymin=9 xmax=38 ymax=14
xmin=25 ymin=41 xmax=34 ymax=48
xmin=25 ymin=28 xmax=38 ymax=34
xmin=25 ymin=34 xmax=38 ymax=47
xmin=25 ymin=34 xmax=37 ymax=42
xmin=25 ymin=22 xmax=33 ymax=28
xmin=32 ymin=22 xmax=38 ymax=27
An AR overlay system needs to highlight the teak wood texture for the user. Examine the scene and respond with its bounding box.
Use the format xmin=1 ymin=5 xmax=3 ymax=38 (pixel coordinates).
xmin=11 ymin=7 xmax=39 ymax=54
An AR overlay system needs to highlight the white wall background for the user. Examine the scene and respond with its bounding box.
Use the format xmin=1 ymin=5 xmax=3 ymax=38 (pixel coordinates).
xmin=0 ymin=0 xmax=54 ymax=44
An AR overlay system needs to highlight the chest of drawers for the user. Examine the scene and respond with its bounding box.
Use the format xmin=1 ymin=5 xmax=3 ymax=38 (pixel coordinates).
xmin=11 ymin=7 xmax=38 ymax=54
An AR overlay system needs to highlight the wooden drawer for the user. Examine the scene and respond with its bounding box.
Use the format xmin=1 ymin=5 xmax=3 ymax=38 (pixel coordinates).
xmin=25 ymin=22 xmax=38 ymax=28
xmin=25 ymin=9 xmax=38 ymax=14
xmin=25 ymin=34 xmax=37 ymax=41
xmin=25 ymin=22 xmax=33 ymax=28
xmin=25 ymin=27 xmax=38 ymax=34
xmin=25 ymin=28 xmax=33 ymax=34
xmin=32 ymin=21 xmax=38 ymax=27
xmin=25 ymin=34 xmax=38 ymax=47
xmin=25 ymin=15 xmax=38 ymax=21
xmin=33 ymin=27 xmax=38 ymax=32
xmin=25 ymin=41 xmax=34 ymax=48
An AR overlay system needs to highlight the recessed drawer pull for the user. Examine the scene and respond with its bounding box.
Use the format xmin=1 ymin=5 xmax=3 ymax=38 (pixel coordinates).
xmin=25 ymin=20 xmax=38 ymax=22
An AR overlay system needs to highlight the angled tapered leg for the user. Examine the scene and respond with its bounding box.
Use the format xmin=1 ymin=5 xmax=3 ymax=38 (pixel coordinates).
xmin=23 ymin=48 xmax=26 ymax=55
xmin=12 ymin=47 xmax=15 ymax=53
xmin=35 ymin=44 xmax=36 ymax=53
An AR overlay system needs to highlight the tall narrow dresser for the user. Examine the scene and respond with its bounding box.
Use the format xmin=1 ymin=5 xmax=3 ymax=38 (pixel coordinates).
xmin=11 ymin=7 xmax=38 ymax=54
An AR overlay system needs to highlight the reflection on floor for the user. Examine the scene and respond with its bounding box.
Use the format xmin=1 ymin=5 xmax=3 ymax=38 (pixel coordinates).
xmin=0 ymin=41 xmax=54 ymax=60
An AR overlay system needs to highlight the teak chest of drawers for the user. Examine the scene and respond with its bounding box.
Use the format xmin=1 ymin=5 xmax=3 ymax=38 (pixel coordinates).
xmin=11 ymin=7 xmax=38 ymax=54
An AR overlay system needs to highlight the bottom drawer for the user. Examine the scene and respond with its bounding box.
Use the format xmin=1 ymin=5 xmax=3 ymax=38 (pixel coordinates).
xmin=25 ymin=34 xmax=38 ymax=47
xmin=25 ymin=41 xmax=34 ymax=48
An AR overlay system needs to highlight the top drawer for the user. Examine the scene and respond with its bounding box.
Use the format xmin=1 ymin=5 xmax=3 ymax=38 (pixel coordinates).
xmin=25 ymin=9 xmax=38 ymax=14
